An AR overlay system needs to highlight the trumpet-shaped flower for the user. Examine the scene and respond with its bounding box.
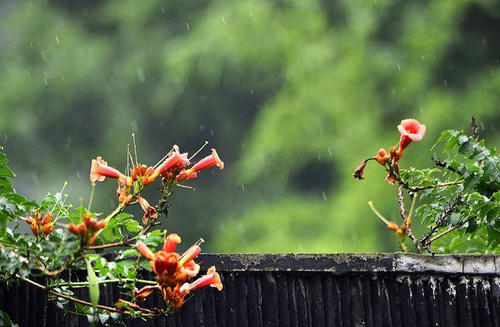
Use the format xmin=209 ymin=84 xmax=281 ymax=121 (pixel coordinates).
xmin=155 ymin=145 xmax=190 ymax=176
xmin=133 ymin=285 xmax=161 ymax=302
xmin=353 ymin=159 xmax=368 ymax=180
xmin=163 ymin=233 xmax=181 ymax=252
xmin=179 ymin=266 xmax=223 ymax=294
xmin=176 ymin=170 xmax=198 ymax=182
xmin=131 ymin=233 xmax=221 ymax=312
xmin=185 ymin=149 xmax=223 ymax=176
xmin=136 ymin=241 xmax=155 ymax=261
xmin=178 ymin=244 xmax=201 ymax=267
xmin=397 ymin=119 xmax=426 ymax=151
xmin=137 ymin=195 xmax=158 ymax=224
xmin=90 ymin=157 xmax=124 ymax=183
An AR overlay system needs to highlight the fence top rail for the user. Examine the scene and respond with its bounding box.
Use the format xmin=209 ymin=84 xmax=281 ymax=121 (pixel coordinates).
xmin=197 ymin=253 xmax=500 ymax=275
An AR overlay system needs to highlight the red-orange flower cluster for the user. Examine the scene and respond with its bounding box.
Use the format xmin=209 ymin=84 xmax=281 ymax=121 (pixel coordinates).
xmin=67 ymin=213 xmax=107 ymax=246
xmin=89 ymin=145 xmax=224 ymax=217
xmin=26 ymin=211 xmax=55 ymax=238
xmin=133 ymin=234 xmax=222 ymax=311
xmin=353 ymin=119 xmax=426 ymax=184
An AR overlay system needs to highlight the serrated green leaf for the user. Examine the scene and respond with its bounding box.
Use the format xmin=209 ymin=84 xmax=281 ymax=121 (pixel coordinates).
xmin=0 ymin=153 xmax=7 ymax=166
xmin=449 ymin=213 xmax=462 ymax=225
xmin=0 ymin=166 xmax=15 ymax=178
xmin=431 ymin=130 xmax=452 ymax=151
xmin=124 ymin=219 xmax=142 ymax=233
xmin=0 ymin=178 xmax=12 ymax=193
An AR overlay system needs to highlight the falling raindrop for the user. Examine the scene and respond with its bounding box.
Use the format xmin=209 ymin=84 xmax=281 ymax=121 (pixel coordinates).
xmin=397 ymin=64 xmax=401 ymax=71
xmin=185 ymin=22 xmax=190 ymax=31
xmin=321 ymin=191 xmax=327 ymax=202
xmin=55 ymin=35 xmax=60 ymax=45
xmin=130 ymin=120 xmax=138 ymax=132
xmin=241 ymin=185 xmax=246 ymax=191
xmin=210 ymin=129 xmax=214 ymax=136
xmin=222 ymin=17 xmax=226 ymax=25
xmin=76 ymin=171 xmax=80 ymax=179
xmin=327 ymin=147 xmax=332 ymax=157
xmin=443 ymin=80 xmax=448 ymax=87
xmin=136 ymin=68 xmax=146 ymax=83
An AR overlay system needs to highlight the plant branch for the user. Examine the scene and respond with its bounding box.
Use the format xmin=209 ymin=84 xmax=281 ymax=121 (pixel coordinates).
xmin=48 ymin=278 xmax=157 ymax=289
xmin=397 ymin=185 xmax=422 ymax=253
xmin=86 ymin=222 xmax=155 ymax=251
xmin=20 ymin=275 xmax=126 ymax=314
xmin=409 ymin=180 xmax=463 ymax=192
xmin=419 ymin=195 xmax=461 ymax=252
xmin=432 ymin=157 xmax=460 ymax=175
xmin=471 ymin=116 xmax=479 ymax=142
xmin=429 ymin=224 xmax=461 ymax=243
xmin=21 ymin=275 xmax=160 ymax=316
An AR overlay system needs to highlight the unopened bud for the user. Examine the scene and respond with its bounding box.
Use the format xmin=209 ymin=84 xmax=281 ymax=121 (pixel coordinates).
xmin=387 ymin=221 xmax=399 ymax=232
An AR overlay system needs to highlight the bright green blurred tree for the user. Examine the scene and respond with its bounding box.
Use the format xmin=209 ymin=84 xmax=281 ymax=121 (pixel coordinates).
xmin=0 ymin=0 xmax=498 ymax=252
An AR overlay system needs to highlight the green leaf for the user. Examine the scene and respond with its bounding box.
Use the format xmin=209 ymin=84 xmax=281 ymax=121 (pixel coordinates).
xmin=0 ymin=153 xmax=7 ymax=166
xmin=431 ymin=130 xmax=452 ymax=151
xmin=0 ymin=166 xmax=15 ymax=178
xmin=85 ymin=258 xmax=100 ymax=311
xmin=100 ymin=213 xmax=142 ymax=242
xmin=0 ymin=309 xmax=14 ymax=327
xmin=0 ymin=178 xmax=12 ymax=191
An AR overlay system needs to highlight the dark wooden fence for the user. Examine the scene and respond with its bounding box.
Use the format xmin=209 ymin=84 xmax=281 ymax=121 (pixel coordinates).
xmin=1 ymin=253 xmax=499 ymax=326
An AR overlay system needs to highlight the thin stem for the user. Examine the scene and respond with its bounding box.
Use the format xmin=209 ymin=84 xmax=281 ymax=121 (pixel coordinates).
xmin=153 ymin=147 xmax=175 ymax=169
xmin=410 ymin=181 xmax=463 ymax=192
xmin=189 ymin=141 xmax=209 ymax=161
xmin=432 ymin=157 xmax=460 ymax=175
xmin=48 ymin=278 xmax=157 ymax=289
xmin=132 ymin=133 xmax=139 ymax=166
xmin=87 ymin=183 xmax=96 ymax=211
xmin=50 ymin=181 xmax=68 ymax=213
xmin=420 ymin=195 xmax=461 ymax=252
xmin=86 ymin=223 xmax=154 ymax=250
xmin=367 ymin=201 xmax=390 ymax=225
xmin=22 ymin=275 xmax=160 ymax=316
xmin=471 ymin=116 xmax=479 ymax=141
xmin=92 ymin=204 xmax=125 ymax=239
xmin=407 ymin=194 xmax=417 ymax=222
xmin=429 ymin=225 xmax=460 ymax=243
xmin=20 ymin=275 xmax=126 ymax=314
xmin=397 ymin=185 xmax=422 ymax=253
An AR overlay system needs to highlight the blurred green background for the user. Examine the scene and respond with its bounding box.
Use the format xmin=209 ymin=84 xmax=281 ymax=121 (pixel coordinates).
xmin=0 ymin=0 xmax=499 ymax=253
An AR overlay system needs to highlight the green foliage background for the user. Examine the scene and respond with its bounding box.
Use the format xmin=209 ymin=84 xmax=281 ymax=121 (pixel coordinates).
xmin=0 ymin=0 xmax=499 ymax=252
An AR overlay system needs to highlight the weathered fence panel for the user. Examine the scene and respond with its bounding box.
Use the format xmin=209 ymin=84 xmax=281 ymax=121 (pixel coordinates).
xmin=1 ymin=254 xmax=499 ymax=326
